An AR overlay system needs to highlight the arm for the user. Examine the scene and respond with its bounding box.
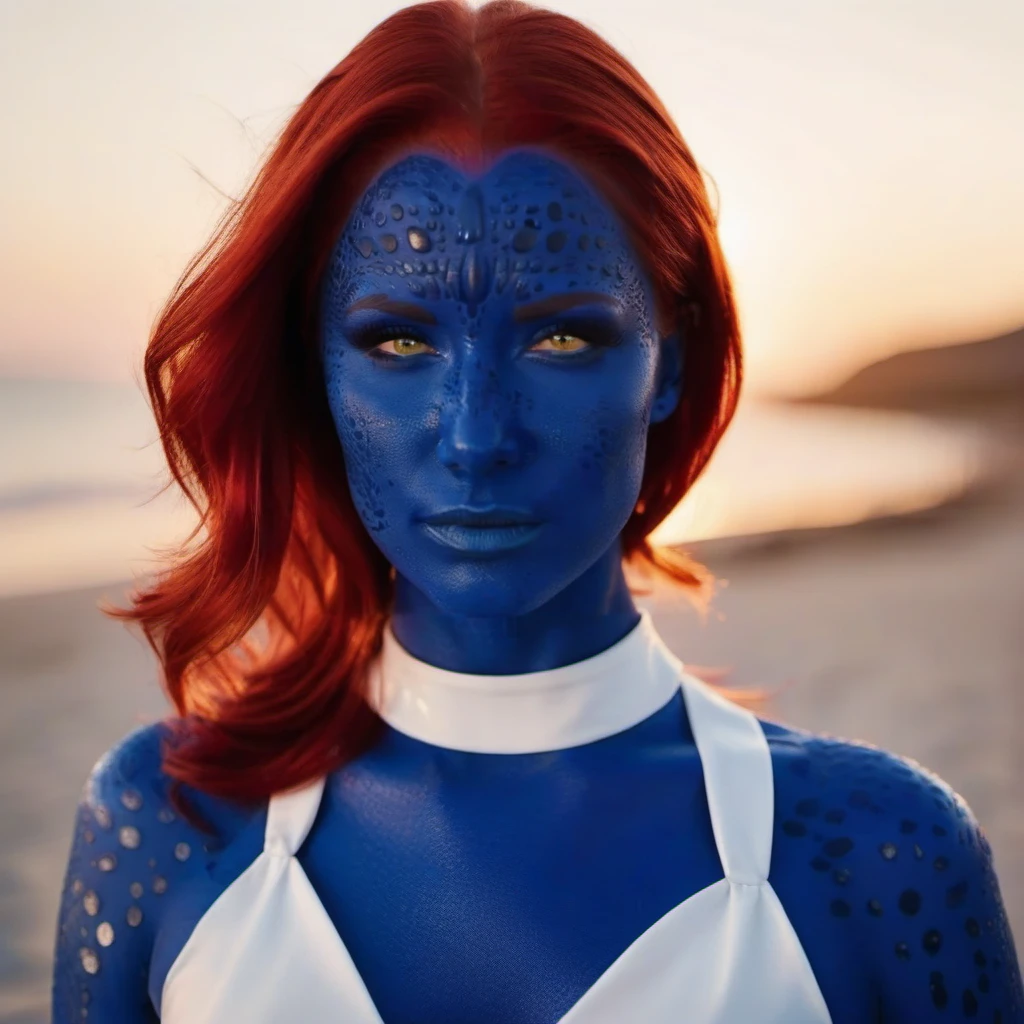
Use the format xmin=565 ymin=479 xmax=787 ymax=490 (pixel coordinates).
xmin=871 ymin=786 xmax=1023 ymax=1020
xmin=767 ymin=726 xmax=1024 ymax=1022
xmin=52 ymin=723 xmax=200 ymax=1024
xmin=53 ymin=800 xmax=158 ymax=1023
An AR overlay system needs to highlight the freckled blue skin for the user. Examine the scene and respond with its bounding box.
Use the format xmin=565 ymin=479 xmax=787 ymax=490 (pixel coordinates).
xmin=53 ymin=150 xmax=1024 ymax=1022
xmin=319 ymin=150 xmax=679 ymax=671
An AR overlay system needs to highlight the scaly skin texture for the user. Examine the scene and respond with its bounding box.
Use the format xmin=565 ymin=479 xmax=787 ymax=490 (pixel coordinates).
xmin=319 ymin=150 xmax=681 ymax=672
xmin=53 ymin=150 xmax=1022 ymax=1022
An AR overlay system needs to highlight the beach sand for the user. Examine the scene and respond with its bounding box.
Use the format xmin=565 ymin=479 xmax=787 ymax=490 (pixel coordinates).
xmin=2 ymin=332 xmax=1021 ymax=1019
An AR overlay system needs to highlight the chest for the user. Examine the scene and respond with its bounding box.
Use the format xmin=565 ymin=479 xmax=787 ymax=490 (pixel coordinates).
xmin=299 ymin=739 xmax=721 ymax=1024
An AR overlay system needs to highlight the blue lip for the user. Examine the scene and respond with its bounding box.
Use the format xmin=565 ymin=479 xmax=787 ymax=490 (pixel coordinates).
xmin=422 ymin=522 xmax=543 ymax=554
xmin=421 ymin=505 xmax=538 ymax=527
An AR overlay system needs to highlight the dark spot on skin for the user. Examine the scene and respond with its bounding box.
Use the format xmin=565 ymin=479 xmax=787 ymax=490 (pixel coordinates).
xmin=933 ymin=825 xmax=947 ymax=837
xmin=374 ymin=210 xmax=387 ymax=226
xmin=796 ymin=798 xmax=820 ymax=817
xmin=782 ymin=820 xmax=806 ymax=837
xmin=933 ymin=856 xmax=949 ymax=871
xmin=512 ymin=228 xmax=538 ymax=252
xmin=880 ymin=842 xmax=898 ymax=860
xmin=832 ymin=867 xmax=851 ymax=885
xmin=929 ymin=971 xmax=948 ymax=1009
xmin=962 ymin=988 xmax=978 ymax=1016
xmin=390 ymin=203 xmax=404 ymax=221
xmin=922 ymin=929 xmax=942 ymax=955
xmin=867 ymin=899 xmax=883 ymax=916
xmin=810 ymin=856 xmax=830 ymax=872
xmin=407 ymin=227 xmax=432 ymax=253
xmin=830 ymin=899 xmax=851 ymax=917
xmin=547 ymin=201 xmax=563 ymax=221
xmin=899 ymin=819 xmax=918 ymax=834
xmin=355 ymin=237 xmax=375 ymax=258
xmin=965 ymin=917 xmax=980 ymax=937
xmin=825 ymin=837 xmax=854 ymax=858
xmin=380 ymin=234 xmax=398 ymax=253
xmin=899 ymin=889 xmax=922 ymax=915
xmin=946 ymin=880 xmax=969 ymax=908
xmin=546 ymin=231 xmax=567 ymax=253
xmin=895 ymin=941 xmax=911 ymax=960
xmin=595 ymin=235 xmax=607 ymax=249
xmin=974 ymin=951 xmax=987 ymax=967
xmin=578 ymin=234 xmax=590 ymax=251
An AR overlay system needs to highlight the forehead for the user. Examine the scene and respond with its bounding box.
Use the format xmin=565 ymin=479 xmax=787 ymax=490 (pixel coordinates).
xmin=325 ymin=150 xmax=648 ymax=318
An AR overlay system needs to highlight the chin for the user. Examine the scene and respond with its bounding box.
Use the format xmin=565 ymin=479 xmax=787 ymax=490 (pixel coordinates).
xmin=414 ymin=560 xmax=574 ymax=619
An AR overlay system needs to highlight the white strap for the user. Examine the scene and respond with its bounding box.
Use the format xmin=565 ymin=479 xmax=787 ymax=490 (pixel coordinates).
xmin=264 ymin=777 xmax=327 ymax=857
xmin=680 ymin=675 xmax=774 ymax=886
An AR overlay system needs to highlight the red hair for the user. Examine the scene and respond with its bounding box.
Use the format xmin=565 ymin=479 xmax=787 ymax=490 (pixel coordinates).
xmin=115 ymin=0 xmax=743 ymax=801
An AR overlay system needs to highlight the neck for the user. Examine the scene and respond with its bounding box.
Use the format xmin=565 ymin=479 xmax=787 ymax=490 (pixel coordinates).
xmin=390 ymin=543 xmax=640 ymax=673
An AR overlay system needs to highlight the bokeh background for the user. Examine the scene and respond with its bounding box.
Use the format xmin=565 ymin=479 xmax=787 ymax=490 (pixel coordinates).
xmin=1 ymin=1 xmax=1022 ymax=1019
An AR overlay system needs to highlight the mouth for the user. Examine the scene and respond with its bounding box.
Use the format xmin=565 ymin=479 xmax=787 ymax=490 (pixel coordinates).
xmin=420 ymin=506 xmax=543 ymax=554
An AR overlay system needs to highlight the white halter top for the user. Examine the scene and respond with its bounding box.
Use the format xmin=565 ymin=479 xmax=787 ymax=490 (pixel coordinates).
xmin=161 ymin=611 xmax=832 ymax=1023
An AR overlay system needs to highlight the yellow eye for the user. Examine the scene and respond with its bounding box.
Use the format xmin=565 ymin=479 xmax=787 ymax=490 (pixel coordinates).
xmin=530 ymin=332 xmax=590 ymax=354
xmin=375 ymin=337 xmax=435 ymax=357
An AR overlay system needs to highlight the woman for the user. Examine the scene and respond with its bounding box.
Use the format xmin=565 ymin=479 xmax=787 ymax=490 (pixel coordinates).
xmin=52 ymin=2 xmax=1022 ymax=1021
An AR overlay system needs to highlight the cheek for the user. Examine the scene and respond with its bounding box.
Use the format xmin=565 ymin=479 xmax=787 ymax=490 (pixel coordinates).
xmin=323 ymin=353 xmax=441 ymax=536
xmin=580 ymin=402 xmax=647 ymax=484
xmin=323 ymin=356 xmax=402 ymax=536
xmin=531 ymin=356 xmax=655 ymax=490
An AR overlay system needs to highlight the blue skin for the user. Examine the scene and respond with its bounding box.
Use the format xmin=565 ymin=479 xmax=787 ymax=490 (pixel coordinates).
xmin=53 ymin=151 xmax=1024 ymax=1022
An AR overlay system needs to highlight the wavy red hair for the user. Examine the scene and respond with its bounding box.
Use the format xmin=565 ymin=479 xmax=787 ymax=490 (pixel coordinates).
xmin=114 ymin=0 xmax=743 ymax=801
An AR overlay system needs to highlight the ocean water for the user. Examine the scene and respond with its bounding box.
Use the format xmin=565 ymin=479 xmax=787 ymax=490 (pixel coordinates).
xmin=0 ymin=377 xmax=196 ymax=597
xmin=0 ymin=377 xmax=993 ymax=598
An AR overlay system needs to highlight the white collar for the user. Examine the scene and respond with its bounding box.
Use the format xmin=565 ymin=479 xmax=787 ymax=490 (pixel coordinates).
xmin=366 ymin=609 xmax=685 ymax=754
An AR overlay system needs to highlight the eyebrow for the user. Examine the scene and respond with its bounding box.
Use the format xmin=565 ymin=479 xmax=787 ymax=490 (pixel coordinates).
xmin=344 ymin=294 xmax=438 ymax=324
xmin=513 ymin=292 xmax=620 ymax=322
xmin=344 ymin=290 xmax=619 ymax=325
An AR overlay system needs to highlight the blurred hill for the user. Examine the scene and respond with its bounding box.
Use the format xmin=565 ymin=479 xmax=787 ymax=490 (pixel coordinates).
xmin=796 ymin=326 xmax=1024 ymax=420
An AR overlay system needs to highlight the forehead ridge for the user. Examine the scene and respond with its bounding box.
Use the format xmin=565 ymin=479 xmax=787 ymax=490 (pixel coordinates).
xmin=326 ymin=150 xmax=646 ymax=324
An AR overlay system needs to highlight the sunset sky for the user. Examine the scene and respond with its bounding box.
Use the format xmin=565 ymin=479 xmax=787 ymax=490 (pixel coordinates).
xmin=1 ymin=0 xmax=1022 ymax=398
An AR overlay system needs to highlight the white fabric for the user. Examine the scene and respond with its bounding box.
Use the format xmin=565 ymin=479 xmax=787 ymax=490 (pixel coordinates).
xmin=161 ymin=614 xmax=833 ymax=1023
xmin=367 ymin=610 xmax=685 ymax=754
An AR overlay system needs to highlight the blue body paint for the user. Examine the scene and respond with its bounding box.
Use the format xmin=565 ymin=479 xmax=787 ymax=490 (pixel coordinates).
xmin=53 ymin=151 xmax=1023 ymax=1022
xmin=319 ymin=151 xmax=681 ymax=673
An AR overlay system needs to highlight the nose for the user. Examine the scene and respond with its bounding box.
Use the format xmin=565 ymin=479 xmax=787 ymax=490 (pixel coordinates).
xmin=436 ymin=352 xmax=526 ymax=477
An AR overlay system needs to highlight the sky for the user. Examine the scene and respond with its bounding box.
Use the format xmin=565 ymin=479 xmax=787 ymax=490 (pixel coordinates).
xmin=0 ymin=0 xmax=1022 ymax=397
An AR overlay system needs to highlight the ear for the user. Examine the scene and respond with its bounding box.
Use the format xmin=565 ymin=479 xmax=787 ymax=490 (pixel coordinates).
xmin=650 ymin=330 xmax=684 ymax=425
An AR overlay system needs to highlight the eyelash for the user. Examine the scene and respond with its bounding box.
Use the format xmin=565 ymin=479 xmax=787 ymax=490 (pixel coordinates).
xmin=530 ymin=319 xmax=624 ymax=354
xmin=348 ymin=319 xmax=624 ymax=360
xmin=348 ymin=322 xmax=433 ymax=354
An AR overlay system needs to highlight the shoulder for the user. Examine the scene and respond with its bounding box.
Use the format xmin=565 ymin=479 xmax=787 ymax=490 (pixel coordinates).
xmin=79 ymin=719 xmax=260 ymax=841
xmin=761 ymin=719 xmax=1024 ymax=1022
xmin=53 ymin=722 xmax=262 ymax=1023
